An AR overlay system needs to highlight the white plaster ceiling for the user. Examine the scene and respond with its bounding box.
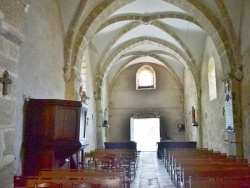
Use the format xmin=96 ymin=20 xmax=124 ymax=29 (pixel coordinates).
xmin=111 ymin=0 xmax=186 ymax=15
xmin=86 ymin=0 xmax=208 ymax=86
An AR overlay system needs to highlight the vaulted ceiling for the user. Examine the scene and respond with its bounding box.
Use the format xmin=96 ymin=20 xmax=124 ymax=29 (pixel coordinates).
xmin=60 ymin=0 xmax=235 ymax=94
xmin=91 ymin=0 xmax=207 ymax=87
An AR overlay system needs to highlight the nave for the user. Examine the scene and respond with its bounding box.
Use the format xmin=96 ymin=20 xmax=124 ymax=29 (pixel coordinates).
xmin=131 ymin=152 xmax=175 ymax=188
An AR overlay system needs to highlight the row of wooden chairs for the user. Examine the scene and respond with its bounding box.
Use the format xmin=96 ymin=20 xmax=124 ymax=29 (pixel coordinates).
xmin=84 ymin=149 xmax=137 ymax=180
xmin=164 ymin=148 xmax=250 ymax=188
xmin=14 ymin=149 xmax=138 ymax=188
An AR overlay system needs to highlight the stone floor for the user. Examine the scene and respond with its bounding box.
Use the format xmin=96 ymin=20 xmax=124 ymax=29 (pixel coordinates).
xmin=130 ymin=152 xmax=175 ymax=188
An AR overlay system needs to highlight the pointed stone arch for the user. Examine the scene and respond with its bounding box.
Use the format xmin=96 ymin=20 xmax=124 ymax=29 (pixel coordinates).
xmin=63 ymin=0 xmax=238 ymax=150
xmin=109 ymin=53 xmax=183 ymax=93
xmin=96 ymin=37 xmax=197 ymax=100
xmin=64 ymin=0 xmax=234 ymax=84
xmin=162 ymin=0 xmax=233 ymax=73
xmin=96 ymin=12 xmax=201 ymax=33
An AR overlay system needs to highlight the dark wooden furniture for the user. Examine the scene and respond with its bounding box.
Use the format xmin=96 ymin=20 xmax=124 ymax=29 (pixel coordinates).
xmin=34 ymin=182 xmax=63 ymax=188
xmin=157 ymin=141 xmax=197 ymax=158
xmin=104 ymin=141 xmax=137 ymax=150
xmin=22 ymin=99 xmax=88 ymax=176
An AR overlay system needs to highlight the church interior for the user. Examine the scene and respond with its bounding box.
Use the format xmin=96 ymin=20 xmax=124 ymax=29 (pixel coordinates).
xmin=1 ymin=0 xmax=250 ymax=187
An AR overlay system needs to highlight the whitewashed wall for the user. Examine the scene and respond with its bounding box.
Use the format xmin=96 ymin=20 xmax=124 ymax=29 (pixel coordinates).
xmin=108 ymin=63 xmax=184 ymax=142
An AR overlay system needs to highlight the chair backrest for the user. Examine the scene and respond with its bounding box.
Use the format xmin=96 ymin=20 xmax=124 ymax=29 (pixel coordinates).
xmin=72 ymin=182 xmax=101 ymax=188
xmin=34 ymin=182 xmax=62 ymax=188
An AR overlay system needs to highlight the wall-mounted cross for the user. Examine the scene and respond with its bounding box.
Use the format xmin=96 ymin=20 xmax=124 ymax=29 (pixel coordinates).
xmin=0 ymin=71 xmax=12 ymax=96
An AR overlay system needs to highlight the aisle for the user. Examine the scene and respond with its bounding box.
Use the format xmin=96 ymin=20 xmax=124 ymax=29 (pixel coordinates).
xmin=130 ymin=152 xmax=175 ymax=188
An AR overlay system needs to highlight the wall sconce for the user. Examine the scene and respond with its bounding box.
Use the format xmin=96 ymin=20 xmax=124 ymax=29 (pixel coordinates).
xmin=102 ymin=120 xmax=109 ymax=127
xmin=102 ymin=124 xmax=109 ymax=128
xmin=192 ymin=122 xmax=198 ymax=126
xmin=178 ymin=124 xmax=185 ymax=131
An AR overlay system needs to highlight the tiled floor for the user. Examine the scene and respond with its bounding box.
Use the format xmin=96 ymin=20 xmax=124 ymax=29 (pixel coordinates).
xmin=130 ymin=152 xmax=175 ymax=188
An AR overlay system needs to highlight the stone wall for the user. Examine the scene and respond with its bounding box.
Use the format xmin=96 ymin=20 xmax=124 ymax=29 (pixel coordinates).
xmin=240 ymin=0 xmax=250 ymax=162
xmin=108 ymin=63 xmax=184 ymax=142
xmin=200 ymin=37 xmax=227 ymax=153
xmin=0 ymin=1 xmax=26 ymax=187
xmin=82 ymin=47 xmax=98 ymax=152
xmin=183 ymin=68 xmax=199 ymax=145
xmin=14 ymin=0 xmax=66 ymax=177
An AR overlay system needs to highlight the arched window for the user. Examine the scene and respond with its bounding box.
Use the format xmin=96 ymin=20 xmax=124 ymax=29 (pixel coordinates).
xmin=208 ymin=57 xmax=217 ymax=101
xmin=136 ymin=65 xmax=156 ymax=90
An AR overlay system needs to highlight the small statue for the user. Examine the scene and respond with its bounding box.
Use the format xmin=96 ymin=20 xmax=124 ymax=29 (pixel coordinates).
xmin=79 ymin=86 xmax=89 ymax=103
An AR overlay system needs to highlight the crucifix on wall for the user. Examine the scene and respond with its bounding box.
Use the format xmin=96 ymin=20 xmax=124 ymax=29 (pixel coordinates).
xmin=0 ymin=71 xmax=12 ymax=96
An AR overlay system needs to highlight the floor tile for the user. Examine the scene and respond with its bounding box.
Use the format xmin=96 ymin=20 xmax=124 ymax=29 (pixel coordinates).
xmin=130 ymin=152 xmax=175 ymax=188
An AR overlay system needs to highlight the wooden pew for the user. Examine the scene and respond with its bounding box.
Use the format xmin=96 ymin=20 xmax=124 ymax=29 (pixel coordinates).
xmin=168 ymin=150 xmax=223 ymax=173
xmin=38 ymin=169 xmax=128 ymax=188
xmin=177 ymin=164 xmax=250 ymax=187
xmin=157 ymin=141 xmax=197 ymax=158
xmin=181 ymin=168 xmax=250 ymax=188
xmin=170 ymin=154 xmax=228 ymax=182
xmin=15 ymin=172 xmax=124 ymax=188
xmin=164 ymin=148 xmax=212 ymax=169
xmin=168 ymin=149 xmax=248 ymax=187
xmin=26 ymin=177 xmax=122 ymax=188
xmin=189 ymin=176 xmax=250 ymax=188
xmin=176 ymin=163 xmax=249 ymax=186
xmin=173 ymin=157 xmax=247 ymax=187
xmin=38 ymin=169 xmax=125 ymax=178
xmin=167 ymin=147 xmax=249 ymax=188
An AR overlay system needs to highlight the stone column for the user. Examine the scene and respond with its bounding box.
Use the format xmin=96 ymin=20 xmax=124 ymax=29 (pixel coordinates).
xmin=96 ymin=100 xmax=104 ymax=149
xmin=223 ymin=77 xmax=243 ymax=158
xmin=231 ymin=78 xmax=243 ymax=158
xmin=197 ymin=89 xmax=203 ymax=148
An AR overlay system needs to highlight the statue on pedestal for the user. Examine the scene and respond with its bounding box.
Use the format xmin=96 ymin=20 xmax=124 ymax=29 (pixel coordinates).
xmin=79 ymin=86 xmax=89 ymax=103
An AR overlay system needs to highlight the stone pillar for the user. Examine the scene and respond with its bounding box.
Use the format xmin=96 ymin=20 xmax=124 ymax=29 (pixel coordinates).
xmin=231 ymin=78 xmax=243 ymax=158
xmin=96 ymin=100 xmax=104 ymax=149
xmin=223 ymin=77 xmax=243 ymax=158
xmin=197 ymin=89 xmax=203 ymax=148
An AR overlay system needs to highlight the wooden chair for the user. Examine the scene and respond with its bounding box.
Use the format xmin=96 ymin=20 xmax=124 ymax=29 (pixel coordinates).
xmin=34 ymin=182 xmax=63 ymax=188
xmin=72 ymin=182 xmax=101 ymax=188
xmin=117 ymin=155 xmax=131 ymax=180
xmin=85 ymin=152 xmax=96 ymax=169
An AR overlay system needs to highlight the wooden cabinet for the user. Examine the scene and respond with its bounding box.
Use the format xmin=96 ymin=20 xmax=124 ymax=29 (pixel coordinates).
xmin=22 ymin=99 xmax=88 ymax=175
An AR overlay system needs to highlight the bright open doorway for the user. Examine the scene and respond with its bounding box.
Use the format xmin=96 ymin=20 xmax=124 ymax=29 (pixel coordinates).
xmin=130 ymin=118 xmax=160 ymax=151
